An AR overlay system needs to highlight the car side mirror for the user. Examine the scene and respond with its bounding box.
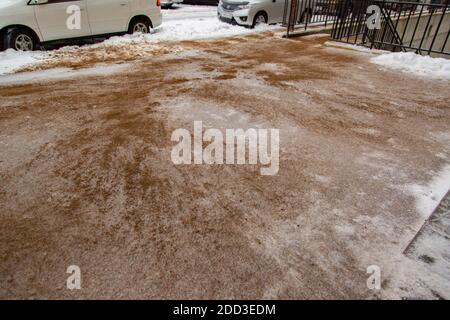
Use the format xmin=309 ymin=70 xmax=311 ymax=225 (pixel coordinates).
xmin=27 ymin=0 xmax=49 ymax=5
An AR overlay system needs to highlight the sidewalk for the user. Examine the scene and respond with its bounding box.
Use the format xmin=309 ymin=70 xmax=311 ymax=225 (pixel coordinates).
xmin=1 ymin=34 xmax=449 ymax=299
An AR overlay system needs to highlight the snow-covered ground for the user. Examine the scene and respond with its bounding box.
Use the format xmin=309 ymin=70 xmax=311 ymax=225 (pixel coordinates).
xmin=371 ymin=52 xmax=450 ymax=80
xmin=407 ymin=165 xmax=450 ymax=219
xmin=1 ymin=29 xmax=450 ymax=300
xmin=0 ymin=49 xmax=47 ymax=76
xmin=328 ymin=41 xmax=450 ymax=81
xmin=0 ymin=5 xmax=278 ymax=77
xmin=0 ymin=63 xmax=133 ymax=86
xmin=3 ymin=5 xmax=449 ymax=83
xmin=101 ymin=14 xmax=277 ymax=45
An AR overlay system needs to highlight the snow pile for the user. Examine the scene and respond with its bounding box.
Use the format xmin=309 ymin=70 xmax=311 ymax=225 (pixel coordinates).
xmin=0 ymin=63 xmax=132 ymax=86
xmin=99 ymin=18 xmax=278 ymax=47
xmin=371 ymin=52 xmax=450 ymax=80
xmin=0 ymin=49 xmax=48 ymax=76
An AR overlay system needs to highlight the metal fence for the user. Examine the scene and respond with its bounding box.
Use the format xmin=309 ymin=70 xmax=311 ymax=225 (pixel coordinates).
xmin=330 ymin=0 xmax=450 ymax=56
xmin=283 ymin=0 xmax=342 ymax=35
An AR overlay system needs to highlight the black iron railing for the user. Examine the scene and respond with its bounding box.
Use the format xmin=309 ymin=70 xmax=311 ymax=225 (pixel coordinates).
xmin=330 ymin=0 xmax=450 ymax=56
xmin=283 ymin=0 xmax=342 ymax=35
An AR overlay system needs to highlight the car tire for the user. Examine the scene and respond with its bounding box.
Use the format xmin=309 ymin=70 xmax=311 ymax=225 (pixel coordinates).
xmin=128 ymin=18 xmax=151 ymax=35
xmin=5 ymin=28 xmax=36 ymax=51
xmin=252 ymin=12 xmax=267 ymax=28
xmin=0 ymin=31 xmax=4 ymax=52
xmin=162 ymin=4 xmax=173 ymax=9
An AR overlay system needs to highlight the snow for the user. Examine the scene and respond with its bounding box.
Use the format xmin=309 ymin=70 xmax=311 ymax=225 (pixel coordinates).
xmin=371 ymin=52 xmax=450 ymax=80
xmin=0 ymin=63 xmax=132 ymax=86
xmin=99 ymin=17 xmax=277 ymax=46
xmin=0 ymin=49 xmax=48 ymax=76
xmin=404 ymin=191 xmax=450 ymax=288
xmin=0 ymin=5 xmax=278 ymax=77
xmin=328 ymin=43 xmax=450 ymax=81
xmin=326 ymin=41 xmax=385 ymax=54
xmin=407 ymin=165 xmax=450 ymax=219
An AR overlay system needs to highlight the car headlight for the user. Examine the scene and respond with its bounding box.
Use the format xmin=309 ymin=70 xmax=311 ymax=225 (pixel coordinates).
xmin=237 ymin=2 xmax=251 ymax=9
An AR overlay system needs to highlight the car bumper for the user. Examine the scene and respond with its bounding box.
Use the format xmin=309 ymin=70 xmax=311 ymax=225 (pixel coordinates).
xmin=153 ymin=11 xmax=163 ymax=28
xmin=217 ymin=6 xmax=252 ymax=26
xmin=161 ymin=0 xmax=183 ymax=5
xmin=218 ymin=15 xmax=237 ymax=25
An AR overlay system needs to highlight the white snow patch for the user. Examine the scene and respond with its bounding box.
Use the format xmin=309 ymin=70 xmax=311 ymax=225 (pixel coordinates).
xmin=325 ymin=41 xmax=386 ymax=54
xmin=257 ymin=63 xmax=290 ymax=74
xmin=0 ymin=63 xmax=132 ymax=86
xmin=371 ymin=52 xmax=450 ymax=80
xmin=352 ymin=127 xmax=381 ymax=137
xmin=407 ymin=165 xmax=450 ymax=219
xmin=314 ymin=174 xmax=331 ymax=184
xmin=0 ymin=49 xmax=49 ymax=76
xmin=334 ymin=224 xmax=355 ymax=238
xmin=99 ymin=18 xmax=278 ymax=46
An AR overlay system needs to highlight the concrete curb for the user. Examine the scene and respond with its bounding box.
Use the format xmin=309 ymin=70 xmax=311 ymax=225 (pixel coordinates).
xmin=274 ymin=25 xmax=333 ymax=39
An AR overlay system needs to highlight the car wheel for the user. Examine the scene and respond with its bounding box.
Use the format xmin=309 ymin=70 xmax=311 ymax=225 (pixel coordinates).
xmin=0 ymin=32 xmax=4 ymax=51
xmin=252 ymin=12 xmax=267 ymax=28
xmin=5 ymin=28 xmax=36 ymax=51
xmin=128 ymin=18 xmax=151 ymax=34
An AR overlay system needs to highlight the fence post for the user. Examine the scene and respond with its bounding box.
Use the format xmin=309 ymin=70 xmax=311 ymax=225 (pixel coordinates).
xmin=286 ymin=0 xmax=299 ymax=37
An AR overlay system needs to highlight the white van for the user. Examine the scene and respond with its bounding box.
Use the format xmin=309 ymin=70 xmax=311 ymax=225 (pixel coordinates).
xmin=0 ymin=0 xmax=162 ymax=51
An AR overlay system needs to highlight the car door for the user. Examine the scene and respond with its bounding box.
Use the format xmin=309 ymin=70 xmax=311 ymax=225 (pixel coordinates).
xmin=86 ymin=0 xmax=131 ymax=35
xmin=271 ymin=0 xmax=287 ymax=23
xmin=34 ymin=0 xmax=92 ymax=42
xmin=262 ymin=0 xmax=286 ymax=24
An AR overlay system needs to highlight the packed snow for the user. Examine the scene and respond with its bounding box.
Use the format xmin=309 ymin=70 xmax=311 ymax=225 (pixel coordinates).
xmin=407 ymin=165 xmax=450 ymax=219
xmin=99 ymin=4 xmax=279 ymax=45
xmin=5 ymin=4 xmax=449 ymax=83
xmin=99 ymin=18 xmax=277 ymax=47
xmin=0 ymin=63 xmax=132 ymax=86
xmin=371 ymin=52 xmax=450 ymax=80
xmin=0 ymin=49 xmax=49 ymax=76
xmin=0 ymin=5 xmax=278 ymax=77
